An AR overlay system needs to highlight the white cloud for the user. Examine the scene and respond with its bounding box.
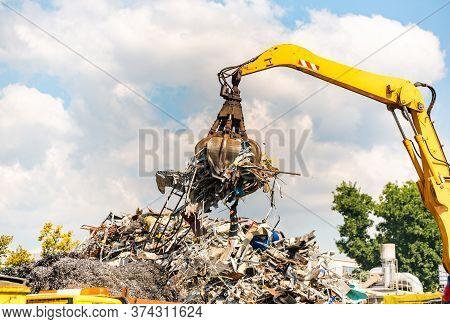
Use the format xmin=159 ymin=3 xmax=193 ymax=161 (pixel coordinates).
xmin=0 ymin=84 xmax=79 ymax=168
xmin=0 ymin=1 xmax=446 ymax=251
xmin=0 ymin=85 xmax=72 ymax=131
xmin=0 ymin=84 xmax=157 ymax=249
xmin=290 ymin=10 xmax=445 ymax=82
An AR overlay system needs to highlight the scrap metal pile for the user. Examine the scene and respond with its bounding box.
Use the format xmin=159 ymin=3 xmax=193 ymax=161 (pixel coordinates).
xmin=1 ymin=253 xmax=176 ymax=300
xmin=153 ymin=98 xmax=283 ymax=238
xmin=161 ymin=219 xmax=353 ymax=303
xmin=76 ymin=210 xmax=183 ymax=262
xmin=153 ymin=141 xmax=280 ymax=239
xmin=71 ymin=96 xmax=355 ymax=303
xmin=76 ymin=211 xmax=354 ymax=304
xmin=1 ymin=96 xmax=358 ymax=303
xmin=155 ymin=141 xmax=277 ymax=217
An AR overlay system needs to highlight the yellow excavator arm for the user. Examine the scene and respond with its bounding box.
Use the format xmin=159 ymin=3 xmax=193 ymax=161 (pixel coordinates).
xmin=219 ymin=44 xmax=450 ymax=272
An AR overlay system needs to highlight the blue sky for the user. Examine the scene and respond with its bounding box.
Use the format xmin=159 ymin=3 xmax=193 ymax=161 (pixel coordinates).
xmin=2 ymin=0 xmax=448 ymax=133
xmin=275 ymin=0 xmax=450 ymax=136
xmin=0 ymin=0 xmax=448 ymax=254
xmin=1 ymin=1 xmax=449 ymax=116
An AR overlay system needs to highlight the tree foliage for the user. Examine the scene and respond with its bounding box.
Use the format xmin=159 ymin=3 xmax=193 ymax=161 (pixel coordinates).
xmin=332 ymin=182 xmax=380 ymax=270
xmin=375 ymin=182 xmax=441 ymax=290
xmin=332 ymin=181 xmax=442 ymax=291
xmin=4 ymin=246 xmax=34 ymax=267
xmin=38 ymin=222 xmax=80 ymax=257
xmin=1 ymin=235 xmax=34 ymax=269
xmin=0 ymin=235 xmax=13 ymax=268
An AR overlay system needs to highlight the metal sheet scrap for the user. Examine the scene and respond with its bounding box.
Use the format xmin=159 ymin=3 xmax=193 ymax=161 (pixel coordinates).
xmin=45 ymin=96 xmax=348 ymax=303
xmin=155 ymin=141 xmax=281 ymax=216
xmin=77 ymin=211 xmax=354 ymax=304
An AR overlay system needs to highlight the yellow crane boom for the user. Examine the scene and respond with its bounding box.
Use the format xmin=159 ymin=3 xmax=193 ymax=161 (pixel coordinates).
xmin=219 ymin=44 xmax=450 ymax=272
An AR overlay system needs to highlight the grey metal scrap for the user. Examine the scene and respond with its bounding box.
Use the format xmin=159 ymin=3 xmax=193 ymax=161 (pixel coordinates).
xmin=75 ymin=211 xmax=354 ymax=304
xmin=1 ymin=253 xmax=176 ymax=301
xmin=70 ymin=139 xmax=352 ymax=303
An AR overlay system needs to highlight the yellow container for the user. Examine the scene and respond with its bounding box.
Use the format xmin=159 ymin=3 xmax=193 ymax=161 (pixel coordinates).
xmin=26 ymin=293 xmax=122 ymax=304
xmin=26 ymin=288 xmax=122 ymax=304
xmin=0 ymin=284 xmax=31 ymax=304
xmin=383 ymin=292 xmax=442 ymax=304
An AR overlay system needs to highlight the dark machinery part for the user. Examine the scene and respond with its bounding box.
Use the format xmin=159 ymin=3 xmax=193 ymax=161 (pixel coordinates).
xmin=414 ymin=82 xmax=436 ymax=116
xmin=195 ymin=93 xmax=261 ymax=174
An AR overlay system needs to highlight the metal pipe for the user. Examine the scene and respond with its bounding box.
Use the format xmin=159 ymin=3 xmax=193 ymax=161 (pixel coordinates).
xmin=403 ymin=107 xmax=418 ymax=136
xmin=391 ymin=110 xmax=407 ymax=140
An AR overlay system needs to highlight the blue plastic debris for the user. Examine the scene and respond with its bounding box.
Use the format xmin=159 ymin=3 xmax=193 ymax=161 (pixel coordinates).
xmin=234 ymin=186 xmax=245 ymax=197
xmin=250 ymin=230 xmax=280 ymax=251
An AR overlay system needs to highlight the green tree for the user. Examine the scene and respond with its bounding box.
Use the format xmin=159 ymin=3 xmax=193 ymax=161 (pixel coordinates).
xmin=0 ymin=235 xmax=13 ymax=269
xmin=332 ymin=182 xmax=379 ymax=270
xmin=4 ymin=246 xmax=34 ymax=267
xmin=332 ymin=181 xmax=442 ymax=291
xmin=374 ymin=181 xmax=441 ymax=290
xmin=38 ymin=222 xmax=80 ymax=257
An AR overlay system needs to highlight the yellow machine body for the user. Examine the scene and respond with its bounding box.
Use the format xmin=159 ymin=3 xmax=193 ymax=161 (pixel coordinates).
xmin=228 ymin=44 xmax=450 ymax=272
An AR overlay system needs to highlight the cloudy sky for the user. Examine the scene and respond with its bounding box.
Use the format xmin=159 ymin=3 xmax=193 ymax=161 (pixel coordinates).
xmin=0 ymin=0 xmax=449 ymax=254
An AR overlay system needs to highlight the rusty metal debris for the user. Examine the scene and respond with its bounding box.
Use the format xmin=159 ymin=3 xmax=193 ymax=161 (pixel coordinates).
xmin=161 ymin=220 xmax=353 ymax=304
xmin=149 ymin=97 xmax=300 ymax=247
xmin=75 ymin=210 xmax=355 ymax=304
xmin=152 ymin=144 xmax=281 ymax=239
